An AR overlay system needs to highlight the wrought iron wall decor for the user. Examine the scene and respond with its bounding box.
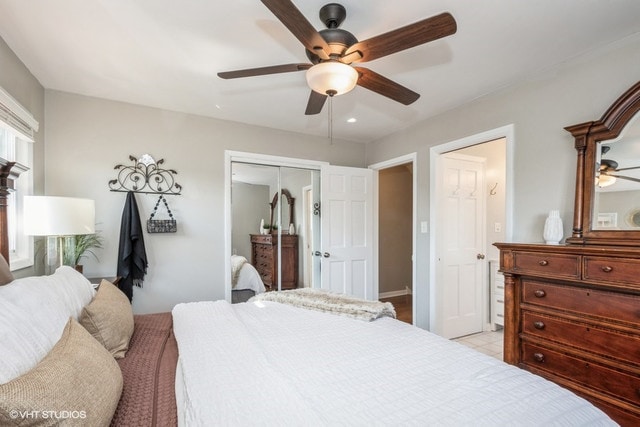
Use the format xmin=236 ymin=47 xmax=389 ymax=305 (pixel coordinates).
xmin=109 ymin=154 xmax=182 ymax=195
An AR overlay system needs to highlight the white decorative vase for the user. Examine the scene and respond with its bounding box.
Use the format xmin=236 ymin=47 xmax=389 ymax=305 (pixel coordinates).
xmin=288 ymin=223 xmax=295 ymax=235
xmin=543 ymin=210 xmax=563 ymax=245
xmin=259 ymin=219 xmax=265 ymax=235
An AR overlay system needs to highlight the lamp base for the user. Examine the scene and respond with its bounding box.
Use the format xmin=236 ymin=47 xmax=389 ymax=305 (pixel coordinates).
xmin=45 ymin=235 xmax=77 ymax=275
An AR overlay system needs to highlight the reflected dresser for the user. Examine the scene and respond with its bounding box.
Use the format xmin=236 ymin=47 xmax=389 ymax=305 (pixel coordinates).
xmin=250 ymin=234 xmax=298 ymax=290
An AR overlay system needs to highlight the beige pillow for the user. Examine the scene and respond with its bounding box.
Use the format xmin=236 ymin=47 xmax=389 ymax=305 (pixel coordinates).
xmin=0 ymin=254 xmax=13 ymax=286
xmin=0 ymin=318 xmax=123 ymax=426
xmin=79 ymin=279 xmax=134 ymax=359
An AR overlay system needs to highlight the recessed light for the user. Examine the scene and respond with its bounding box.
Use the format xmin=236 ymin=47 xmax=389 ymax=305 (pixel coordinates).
xmin=347 ymin=117 xmax=357 ymax=123
xmin=215 ymin=104 xmax=222 ymax=109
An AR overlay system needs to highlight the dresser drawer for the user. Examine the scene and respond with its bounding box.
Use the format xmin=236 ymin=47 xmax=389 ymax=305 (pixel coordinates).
xmin=584 ymin=256 xmax=640 ymax=289
xmin=522 ymin=342 xmax=640 ymax=406
xmin=251 ymin=234 xmax=274 ymax=244
xmin=522 ymin=280 xmax=640 ymax=327
xmin=512 ymin=251 xmax=580 ymax=278
xmin=522 ymin=312 xmax=640 ymax=365
xmin=254 ymin=244 xmax=273 ymax=258
xmin=258 ymin=270 xmax=272 ymax=284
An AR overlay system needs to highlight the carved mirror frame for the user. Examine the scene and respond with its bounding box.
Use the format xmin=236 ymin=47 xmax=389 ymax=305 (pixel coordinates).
xmin=267 ymin=189 xmax=295 ymax=232
xmin=566 ymin=81 xmax=640 ymax=246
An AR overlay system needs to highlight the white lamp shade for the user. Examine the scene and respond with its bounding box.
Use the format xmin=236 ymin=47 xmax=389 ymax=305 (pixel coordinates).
xmin=24 ymin=196 xmax=95 ymax=236
xmin=306 ymin=61 xmax=358 ymax=96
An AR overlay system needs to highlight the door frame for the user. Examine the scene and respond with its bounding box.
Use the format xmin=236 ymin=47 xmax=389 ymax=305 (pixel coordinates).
xmin=429 ymin=125 xmax=514 ymax=333
xmin=369 ymin=153 xmax=417 ymax=324
xmin=224 ymin=151 xmax=328 ymax=302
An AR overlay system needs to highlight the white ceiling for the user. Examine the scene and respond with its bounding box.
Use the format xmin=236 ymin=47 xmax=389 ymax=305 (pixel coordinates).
xmin=1 ymin=0 xmax=640 ymax=143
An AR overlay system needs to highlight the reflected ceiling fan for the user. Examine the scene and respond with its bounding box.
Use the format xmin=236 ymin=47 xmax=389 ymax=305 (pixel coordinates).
xmin=217 ymin=1 xmax=457 ymax=115
xmin=597 ymin=146 xmax=640 ymax=187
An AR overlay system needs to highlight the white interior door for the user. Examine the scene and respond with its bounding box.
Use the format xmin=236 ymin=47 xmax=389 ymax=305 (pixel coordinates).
xmin=436 ymin=153 xmax=486 ymax=338
xmin=320 ymin=165 xmax=374 ymax=300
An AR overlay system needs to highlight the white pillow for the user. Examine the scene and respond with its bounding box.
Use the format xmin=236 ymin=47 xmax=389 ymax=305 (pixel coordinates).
xmin=0 ymin=266 xmax=96 ymax=384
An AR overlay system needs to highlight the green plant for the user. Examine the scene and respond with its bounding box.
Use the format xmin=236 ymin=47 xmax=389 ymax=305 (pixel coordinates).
xmin=62 ymin=233 xmax=104 ymax=266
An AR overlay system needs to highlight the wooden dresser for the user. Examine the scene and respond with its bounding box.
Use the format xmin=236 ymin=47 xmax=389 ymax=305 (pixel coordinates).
xmin=250 ymin=234 xmax=298 ymax=290
xmin=495 ymin=243 xmax=640 ymax=425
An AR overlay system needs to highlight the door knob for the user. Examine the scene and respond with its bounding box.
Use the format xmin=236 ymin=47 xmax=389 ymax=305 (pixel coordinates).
xmin=323 ymin=252 xmax=330 ymax=258
xmin=477 ymin=253 xmax=485 ymax=260
xmin=314 ymin=251 xmax=322 ymax=256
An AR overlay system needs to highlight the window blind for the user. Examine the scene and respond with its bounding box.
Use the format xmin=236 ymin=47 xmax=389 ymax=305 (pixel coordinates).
xmin=0 ymin=86 xmax=39 ymax=142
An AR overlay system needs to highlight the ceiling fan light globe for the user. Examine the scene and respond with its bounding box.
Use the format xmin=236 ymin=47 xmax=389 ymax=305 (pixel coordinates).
xmin=306 ymin=62 xmax=358 ymax=96
xmin=597 ymin=174 xmax=617 ymax=188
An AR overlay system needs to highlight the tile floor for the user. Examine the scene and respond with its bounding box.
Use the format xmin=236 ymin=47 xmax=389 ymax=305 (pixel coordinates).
xmin=452 ymin=329 xmax=504 ymax=360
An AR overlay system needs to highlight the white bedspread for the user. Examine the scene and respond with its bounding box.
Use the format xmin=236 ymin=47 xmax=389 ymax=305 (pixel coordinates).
xmin=231 ymin=255 xmax=265 ymax=294
xmin=172 ymin=300 xmax=615 ymax=426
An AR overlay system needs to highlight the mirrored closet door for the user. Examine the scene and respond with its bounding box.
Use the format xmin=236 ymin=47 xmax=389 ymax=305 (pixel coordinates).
xmin=230 ymin=162 xmax=320 ymax=303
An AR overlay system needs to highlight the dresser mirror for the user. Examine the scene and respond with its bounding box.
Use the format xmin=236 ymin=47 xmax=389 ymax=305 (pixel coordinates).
xmin=565 ymin=81 xmax=640 ymax=245
xmin=594 ymin=113 xmax=640 ymax=230
xmin=268 ymin=189 xmax=295 ymax=233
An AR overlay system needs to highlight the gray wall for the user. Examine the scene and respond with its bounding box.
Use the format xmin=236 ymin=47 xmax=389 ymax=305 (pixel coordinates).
xmin=3 ymin=31 xmax=640 ymax=325
xmin=378 ymin=165 xmax=412 ymax=295
xmin=231 ymin=182 xmax=270 ymax=259
xmin=43 ymin=90 xmax=366 ymax=314
xmin=596 ymin=190 xmax=640 ymax=230
xmin=366 ymin=34 xmax=640 ymax=329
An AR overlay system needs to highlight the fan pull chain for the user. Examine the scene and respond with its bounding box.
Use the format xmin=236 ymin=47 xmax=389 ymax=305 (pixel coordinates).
xmin=327 ymin=92 xmax=335 ymax=145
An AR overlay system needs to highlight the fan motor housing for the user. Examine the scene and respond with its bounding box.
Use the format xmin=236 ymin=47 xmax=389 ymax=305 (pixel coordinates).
xmin=305 ymin=28 xmax=358 ymax=63
xmin=306 ymin=3 xmax=358 ymax=64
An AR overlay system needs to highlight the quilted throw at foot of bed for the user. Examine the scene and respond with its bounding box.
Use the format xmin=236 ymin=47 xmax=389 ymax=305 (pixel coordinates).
xmin=249 ymin=288 xmax=396 ymax=321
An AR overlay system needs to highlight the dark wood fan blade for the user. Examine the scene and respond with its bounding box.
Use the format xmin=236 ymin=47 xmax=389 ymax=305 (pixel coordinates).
xmin=218 ymin=63 xmax=311 ymax=79
xmin=355 ymin=67 xmax=419 ymax=105
xmin=610 ymin=174 xmax=640 ymax=183
xmin=614 ymin=165 xmax=640 ymax=172
xmin=344 ymin=12 xmax=456 ymax=63
xmin=305 ymin=90 xmax=327 ymax=115
xmin=261 ymin=0 xmax=330 ymax=60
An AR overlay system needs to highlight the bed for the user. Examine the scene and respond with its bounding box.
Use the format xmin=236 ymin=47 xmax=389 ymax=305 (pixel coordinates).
xmin=0 ymin=265 xmax=619 ymax=426
xmin=171 ymin=295 xmax=616 ymax=426
xmin=230 ymin=254 xmax=265 ymax=303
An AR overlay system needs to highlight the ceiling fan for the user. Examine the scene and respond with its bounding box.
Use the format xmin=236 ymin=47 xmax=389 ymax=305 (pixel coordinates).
xmin=597 ymin=146 xmax=640 ymax=187
xmin=217 ymin=1 xmax=457 ymax=115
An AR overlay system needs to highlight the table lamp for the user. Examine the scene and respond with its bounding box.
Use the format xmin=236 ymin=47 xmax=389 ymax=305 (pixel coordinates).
xmin=23 ymin=196 xmax=95 ymax=274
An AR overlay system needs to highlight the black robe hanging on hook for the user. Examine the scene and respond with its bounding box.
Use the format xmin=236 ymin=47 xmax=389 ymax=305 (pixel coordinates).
xmin=117 ymin=191 xmax=148 ymax=302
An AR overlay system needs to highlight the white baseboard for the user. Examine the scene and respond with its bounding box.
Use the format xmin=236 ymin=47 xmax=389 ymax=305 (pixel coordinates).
xmin=379 ymin=288 xmax=411 ymax=299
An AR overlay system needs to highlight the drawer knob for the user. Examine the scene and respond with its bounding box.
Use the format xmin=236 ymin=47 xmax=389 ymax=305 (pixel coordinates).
xmin=533 ymin=352 xmax=545 ymax=363
xmin=533 ymin=290 xmax=546 ymax=298
xmin=601 ymin=265 xmax=613 ymax=273
xmin=538 ymin=260 xmax=549 ymax=266
xmin=533 ymin=321 xmax=545 ymax=330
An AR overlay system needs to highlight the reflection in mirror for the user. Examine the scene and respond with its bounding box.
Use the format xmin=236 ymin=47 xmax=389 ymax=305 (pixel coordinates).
xmin=593 ymin=112 xmax=640 ymax=230
xmin=230 ymin=162 xmax=320 ymax=302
